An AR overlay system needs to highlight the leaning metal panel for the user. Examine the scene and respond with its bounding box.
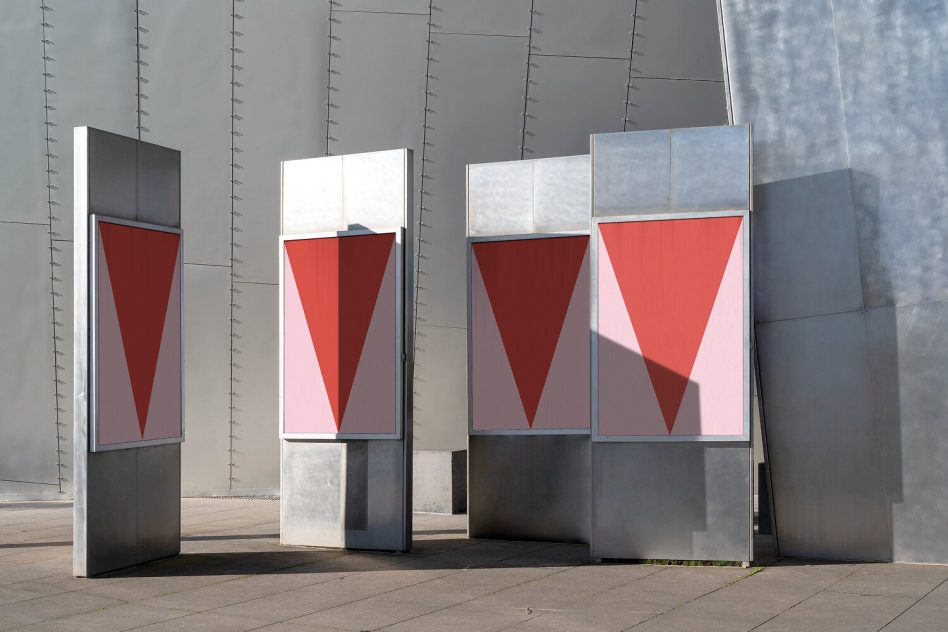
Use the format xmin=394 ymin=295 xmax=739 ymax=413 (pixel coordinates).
xmin=279 ymin=148 xmax=412 ymax=552
xmin=73 ymin=126 xmax=182 ymax=576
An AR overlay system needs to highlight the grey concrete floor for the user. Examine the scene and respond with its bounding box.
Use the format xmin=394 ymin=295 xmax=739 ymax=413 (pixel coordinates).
xmin=0 ymin=499 xmax=946 ymax=631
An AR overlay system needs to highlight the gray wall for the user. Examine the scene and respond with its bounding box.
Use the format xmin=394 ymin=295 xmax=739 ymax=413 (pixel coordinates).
xmin=0 ymin=0 xmax=725 ymax=498
xmin=722 ymin=0 xmax=948 ymax=563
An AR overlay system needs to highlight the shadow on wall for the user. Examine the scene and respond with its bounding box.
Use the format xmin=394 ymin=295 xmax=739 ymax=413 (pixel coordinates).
xmin=753 ymin=168 xmax=904 ymax=561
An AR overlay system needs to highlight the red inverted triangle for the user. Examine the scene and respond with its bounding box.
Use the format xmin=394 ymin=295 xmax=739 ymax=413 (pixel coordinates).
xmin=474 ymin=236 xmax=588 ymax=427
xmin=600 ymin=217 xmax=741 ymax=433
xmin=99 ymin=222 xmax=180 ymax=437
xmin=286 ymin=233 xmax=395 ymax=430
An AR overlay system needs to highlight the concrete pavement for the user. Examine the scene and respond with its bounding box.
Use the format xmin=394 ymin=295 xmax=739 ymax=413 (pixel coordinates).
xmin=0 ymin=499 xmax=945 ymax=631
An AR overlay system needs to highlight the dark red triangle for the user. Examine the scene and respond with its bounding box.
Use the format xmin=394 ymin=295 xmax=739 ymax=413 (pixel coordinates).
xmin=473 ymin=236 xmax=588 ymax=427
xmin=600 ymin=217 xmax=741 ymax=433
xmin=99 ymin=223 xmax=180 ymax=437
xmin=286 ymin=233 xmax=395 ymax=430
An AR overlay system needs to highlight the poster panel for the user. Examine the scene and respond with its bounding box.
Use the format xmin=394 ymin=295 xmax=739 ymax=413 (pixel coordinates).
xmin=90 ymin=215 xmax=183 ymax=451
xmin=469 ymin=234 xmax=591 ymax=434
xmin=281 ymin=229 xmax=403 ymax=439
xmin=593 ymin=212 xmax=749 ymax=442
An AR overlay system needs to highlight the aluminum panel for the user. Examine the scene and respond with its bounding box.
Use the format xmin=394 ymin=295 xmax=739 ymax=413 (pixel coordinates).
xmin=867 ymin=301 xmax=948 ymax=564
xmin=47 ymin=0 xmax=137 ymax=240
xmin=753 ymin=170 xmax=864 ymax=323
xmin=756 ymin=311 xmax=891 ymax=561
xmin=591 ymin=442 xmax=751 ymax=561
xmin=180 ymin=264 xmax=232 ymax=494
xmin=281 ymin=157 xmax=344 ymax=235
xmin=467 ymin=160 xmax=533 ymax=237
xmin=237 ymin=0 xmax=328 ymax=284
xmin=137 ymin=141 xmax=181 ymax=227
xmin=0 ymin=225 xmax=60 ymax=496
xmin=533 ymin=155 xmax=590 ymax=233
xmin=625 ymin=77 xmax=727 ymax=133
xmin=414 ymin=32 xmax=525 ymax=332
xmin=343 ymin=150 xmax=411 ymax=230
xmin=670 ymin=125 xmax=749 ymax=212
xmin=720 ymin=1 xmax=849 ymax=183
xmin=630 ymin=0 xmax=724 ymax=81
xmin=525 ymin=55 xmax=627 ymax=160
xmin=830 ymin=0 xmax=948 ymax=308
xmin=345 ymin=439 xmax=411 ymax=551
xmin=143 ymin=0 xmax=231 ymax=266
xmin=231 ymin=282 xmax=279 ymax=492
xmin=135 ymin=443 xmax=181 ymax=558
xmin=413 ymin=324 xmax=467 ymax=452
xmin=331 ymin=11 xmax=427 ymax=159
xmin=592 ymin=130 xmax=670 ymax=216
xmin=281 ymin=441 xmax=346 ymax=548
xmin=336 ymin=0 xmax=428 ymax=13
xmin=435 ymin=0 xmax=531 ymax=36
xmin=530 ymin=0 xmax=633 ymax=59
xmin=0 ymin=2 xmax=47 ymax=224
xmin=86 ymin=129 xmax=137 ymax=221
xmin=469 ymin=435 xmax=590 ymax=543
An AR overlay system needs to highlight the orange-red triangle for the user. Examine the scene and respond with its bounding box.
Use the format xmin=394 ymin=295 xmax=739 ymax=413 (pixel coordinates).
xmin=99 ymin=223 xmax=180 ymax=437
xmin=473 ymin=236 xmax=588 ymax=427
xmin=285 ymin=233 xmax=394 ymax=430
xmin=600 ymin=217 xmax=741 ymax=433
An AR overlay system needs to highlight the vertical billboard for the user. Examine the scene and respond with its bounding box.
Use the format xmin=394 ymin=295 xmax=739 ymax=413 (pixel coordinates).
xmin=281 ymin=229 xmax=403 ymax=439
xmin=593 ymin=212 xmax=749 ymax=441
xmin=470 ymin=234 xmax=590 ymax=434
xmin=91 ymin=215 xmax=183 ymax=451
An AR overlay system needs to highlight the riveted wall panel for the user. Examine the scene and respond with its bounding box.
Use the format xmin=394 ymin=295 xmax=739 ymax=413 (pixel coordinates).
xmin=625 ymin=77 xmax=726 ymax=132
xmin=413 ymin=33 xmax=525 ymax=450
xmin=143 ymin=0 xmax=232 ymax=267
xmin=435 ymin=0 xmax=531 ymax=36
xmin=530 ymin=0 xmax=633 ymax=59
xmin=831 ymin=0 xmax=948 ymax=309
xmin=230 ymin=282 xmax=279 ymax=492
xmin=236 ymin=0 xmax=328 ymax=285
xmin=336 ymin=0 xmax=429 ymax=14
xmin=756 ymin=311 xmax=890 ymax=561
xmin=525 ymin=56 xmax=627 ymax=160
xmin=0 ymin=2 xmax=46 ymax=225
xmin=47 ymin=1 xmax=137 ymax=241
xmin=181 ymin=264 xmax=232 ymax=494
xmin=0 ymin=225 xmax=60 ymax=498
xmin=630 ymin=0 xmax=724 ymax=81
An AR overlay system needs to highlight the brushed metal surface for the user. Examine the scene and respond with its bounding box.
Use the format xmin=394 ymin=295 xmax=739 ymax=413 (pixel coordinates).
xmin=343 ymin=150 xmax=413 ymax=230
xmin=591 ymin=442 xmax=751 ymax=562
xmin=753 ymin=170 xmax=864 ymax=323
xmin=533 ymin=155 xmax=591 ymax=233
xmin=593 ymin=130 xmax=670 ymax=215
xmin=137 ymin=141 xmax=181 ymax=227
xmin=670 ymin=125 xmax=749 ymax=212
xmin=86 ymin=129 xmax=137 ymax=221
xmin=282 ymin=156 xmax=345 ymax=235
xmin=866 ymin=301 xmax=948 ymax=565
xmin=469 ymin=435 xmax=590 ymax=544
xmin=756 ymin=311 xmax=890 ymax=561
xmin=0 ymin=225 xmax=61 ymax=497
xmin=720 ymin=0 xmax=849 ymax=184
xmin=0 ymin=1 xmax=46 ymax=224
xmin=281 ymin=440 xmax=346 ymax=548
xmin=435 ymin=0 xmax=532 ymax=36
xmin=467 ymin=160 xmax=533 ymax=237
xmin=337 ymin=0 xmax=428 ymax=13
xmin=525 ymin=55 xmax=627 ymax=160
xmin=413 ymin=323 xmax=468 ymax=452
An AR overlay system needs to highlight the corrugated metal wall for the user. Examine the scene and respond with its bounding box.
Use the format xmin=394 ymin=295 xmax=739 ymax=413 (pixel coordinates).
xmin=0 ymin=0 xmax=725 ymax=498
